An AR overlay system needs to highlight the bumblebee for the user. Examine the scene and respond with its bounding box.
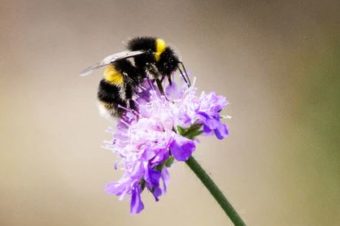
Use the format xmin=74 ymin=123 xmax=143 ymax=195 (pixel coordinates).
xmin=81 ymin=37 xmax=190 ymax=118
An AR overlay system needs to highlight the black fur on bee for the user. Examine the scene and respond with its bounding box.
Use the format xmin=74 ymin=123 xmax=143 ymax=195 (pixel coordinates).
xmin=97 ymin=80 xmax=127 ymax=117
xmin=114 ymin=59 xmax=145 ymax=86
xmin=97 ymin=59 xmax=144 ymax=117
xmin=127 ymin=37 xmax=190 ymax=86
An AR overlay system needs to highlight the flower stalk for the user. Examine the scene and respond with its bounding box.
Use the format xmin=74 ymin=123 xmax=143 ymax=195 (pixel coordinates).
xmin=186 ymin=156 xmax=246 ymax=226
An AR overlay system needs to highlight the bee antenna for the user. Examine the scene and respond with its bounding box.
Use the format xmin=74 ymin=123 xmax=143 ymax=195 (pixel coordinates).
xmin=178 ymin=61 xmax=191 ymax=87
xmin=177 ymin=66 xmax=188 ymax=85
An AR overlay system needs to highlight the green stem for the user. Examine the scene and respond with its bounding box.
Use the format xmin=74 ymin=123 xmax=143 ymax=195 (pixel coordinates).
xmin=186 ymin=156 xmax=246 ymax=226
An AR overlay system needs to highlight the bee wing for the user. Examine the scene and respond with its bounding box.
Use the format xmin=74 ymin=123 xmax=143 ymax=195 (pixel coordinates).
xmin=80 ymin=63 xmax=106 ymax=77
xmin=80 ymin=50 xmax=145 ymax=77
xmin=100 ymin=50 xmax=145 ymax=65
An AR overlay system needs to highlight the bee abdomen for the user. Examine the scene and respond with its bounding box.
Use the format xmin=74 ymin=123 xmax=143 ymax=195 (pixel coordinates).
xmin=98 ymin=79 xmax=127 ymax=117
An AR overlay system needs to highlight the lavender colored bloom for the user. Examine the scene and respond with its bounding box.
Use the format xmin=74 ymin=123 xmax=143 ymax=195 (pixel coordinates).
xmin=103 ymin=77 xmax=229 ymax=214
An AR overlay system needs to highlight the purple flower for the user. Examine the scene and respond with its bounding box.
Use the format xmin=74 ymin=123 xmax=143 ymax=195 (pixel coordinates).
xmin=103 ymin=77 xmax=229 ymax=214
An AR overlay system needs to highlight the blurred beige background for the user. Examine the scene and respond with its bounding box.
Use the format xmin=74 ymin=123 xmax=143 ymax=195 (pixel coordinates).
xmin=0 ymin=0 xmax=339 ymax=225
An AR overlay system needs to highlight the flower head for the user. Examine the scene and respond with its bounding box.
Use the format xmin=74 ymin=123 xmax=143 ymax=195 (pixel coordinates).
xmin=103 ymin=77 xmax=229 ymax=214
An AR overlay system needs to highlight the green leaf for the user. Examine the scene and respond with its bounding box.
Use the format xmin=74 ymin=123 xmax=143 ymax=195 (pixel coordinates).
xmin=186 ymin=130 xmax=203 ymax=139
xmin=177 ymin=126 xmax=186 ymax=136
xmin=177 ymin=124 xmax=203 ymax=139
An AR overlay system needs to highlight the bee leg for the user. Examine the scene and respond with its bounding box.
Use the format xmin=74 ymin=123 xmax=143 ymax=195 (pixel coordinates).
xmin=167 ymin=75 xmax=172 ymax=86
xmin=160 ymin=75 xmax=165 ymax=82
xmin=155 ymin=78 xmax=165 ymax=95
xmin=129 ymin=99 xmax=137 ymax=111
xmin=125 ymin=84 xmax=138 ymax=112
xmin=117 ymin=103 xmax=127 ymax=117
xmin=159 ymin=74 xmax=172 ymax=86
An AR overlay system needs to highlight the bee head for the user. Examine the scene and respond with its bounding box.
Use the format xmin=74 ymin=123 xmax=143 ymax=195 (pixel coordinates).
xmin=156 ymin=48 xmax=179 ymax=76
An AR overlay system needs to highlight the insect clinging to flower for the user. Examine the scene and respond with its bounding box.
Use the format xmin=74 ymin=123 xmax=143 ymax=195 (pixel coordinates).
xmin=81 ymin=37 xmax=191 ymax=118
xmin=81 ymin=37 xmax=230 ymax=215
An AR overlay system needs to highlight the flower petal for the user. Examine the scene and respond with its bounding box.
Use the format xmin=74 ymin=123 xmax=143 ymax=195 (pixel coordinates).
xmin=130 ymin=185 xmax=144 ymax=214
xmin=161 ymin=168 xmax=170 ymax=193
xmin=214 ymin=124 xmax=229 ymax=140
xmin=170 ymin=136 xmax=196 ymax=161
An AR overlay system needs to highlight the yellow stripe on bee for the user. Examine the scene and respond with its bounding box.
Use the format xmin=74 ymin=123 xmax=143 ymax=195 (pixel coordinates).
xmin=104 ymin=64 xmax=124 ymax=85
xmin=154 ymin=38 xmax=167 ymax=61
